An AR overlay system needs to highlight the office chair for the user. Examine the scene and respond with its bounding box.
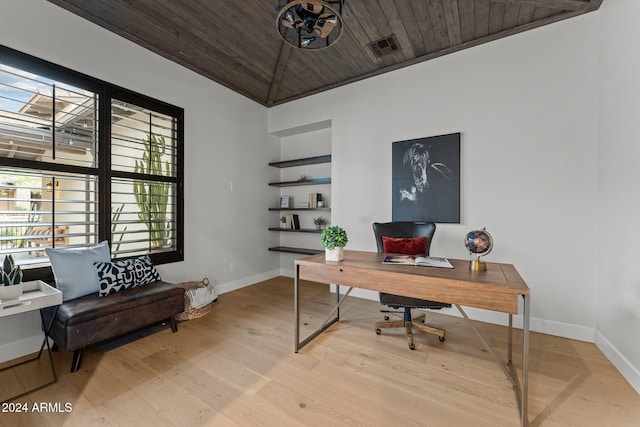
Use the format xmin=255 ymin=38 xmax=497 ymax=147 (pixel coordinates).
xmin=373 ymin=221 xmax=451 ymax=350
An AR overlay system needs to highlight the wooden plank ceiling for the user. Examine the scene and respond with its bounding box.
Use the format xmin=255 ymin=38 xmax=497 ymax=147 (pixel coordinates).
xmin=46 ymin=0 xmax=604 ymax=107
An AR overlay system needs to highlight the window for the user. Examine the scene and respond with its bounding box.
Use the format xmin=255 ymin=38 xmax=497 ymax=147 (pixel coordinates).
xmin=110 ymin=98 xmax=179 ymax=259
xmin=0 ymin=46 xmax=183 ymax=278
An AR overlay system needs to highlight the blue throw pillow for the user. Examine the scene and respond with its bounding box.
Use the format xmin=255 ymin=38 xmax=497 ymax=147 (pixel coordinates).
xmin=94 ymin=255 xmax=161 ymax=296
xmin=46 ymin=241 xmax=111 ymax=301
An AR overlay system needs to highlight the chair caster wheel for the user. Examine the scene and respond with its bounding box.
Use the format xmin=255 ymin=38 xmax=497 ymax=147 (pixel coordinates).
xmin=439 ymin=336 xmax=445 ymax=342
xmin=408 ymin=343 xmax=416 ymax=350
xmin=375 ymin=329 xmax=382 ymax=335
xmin=384 ymin=315 xmax=389 ymax=321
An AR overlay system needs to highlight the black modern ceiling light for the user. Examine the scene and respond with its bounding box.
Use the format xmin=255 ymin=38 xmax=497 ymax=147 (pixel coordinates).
xmin=276 ymin=1 xmax=344 ymax=50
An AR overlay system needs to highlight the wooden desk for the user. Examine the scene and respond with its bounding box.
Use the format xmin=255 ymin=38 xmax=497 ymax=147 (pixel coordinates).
xmin=294 ymin=250 xmax=530 ymax=427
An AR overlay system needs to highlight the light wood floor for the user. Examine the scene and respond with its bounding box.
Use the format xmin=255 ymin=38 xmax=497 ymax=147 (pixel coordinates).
xmin=1 ymin=276 xmax=639 ymax=426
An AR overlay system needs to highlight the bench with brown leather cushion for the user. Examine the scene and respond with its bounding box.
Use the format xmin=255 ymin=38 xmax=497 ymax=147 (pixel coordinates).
xmin=43 ymin=280 xmax=185 ymax=372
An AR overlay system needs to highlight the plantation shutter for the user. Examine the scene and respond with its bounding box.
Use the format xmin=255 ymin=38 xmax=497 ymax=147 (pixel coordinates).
xmin=110 ymin=99 xmax=179 ymax=259
xmin=0 ymin=63 xmax=99 ymax=268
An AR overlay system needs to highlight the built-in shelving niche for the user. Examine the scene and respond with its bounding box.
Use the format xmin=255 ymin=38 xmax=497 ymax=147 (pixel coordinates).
xmin=268 ymin=121 xmax=331 ymax=256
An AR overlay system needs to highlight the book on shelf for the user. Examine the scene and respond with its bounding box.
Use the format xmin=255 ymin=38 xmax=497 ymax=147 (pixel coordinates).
xmin=309 ymin=193 xmax=323 ymax=208
xmin=382 ymin=254 xmax=454 ymax=269
xmin=294 ymin=203 xmax=310 ymax=209
xmin=285 ymin=214 xmax=300 ymax=230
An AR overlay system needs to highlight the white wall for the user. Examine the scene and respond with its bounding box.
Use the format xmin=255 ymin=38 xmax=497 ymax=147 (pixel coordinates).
xmin=596 ymin=0 xmax=640 ymax=393
xmin=270 ymin=12 xmax=600 ymax=339
xmin=0 ymin=0 xmax=279 ymax=361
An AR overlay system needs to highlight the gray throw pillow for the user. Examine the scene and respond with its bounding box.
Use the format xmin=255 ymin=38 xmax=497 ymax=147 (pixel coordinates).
xmin=46 ymin=241 xmax=111 ymax=301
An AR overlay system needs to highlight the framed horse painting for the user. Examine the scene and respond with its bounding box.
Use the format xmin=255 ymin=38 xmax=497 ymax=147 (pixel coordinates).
xmin=392 ymin=133 xmax=461 ymax=223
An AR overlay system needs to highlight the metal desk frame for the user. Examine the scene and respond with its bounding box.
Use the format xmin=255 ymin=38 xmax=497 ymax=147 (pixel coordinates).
xmin=294 ymin=250 xmax=530 ymax=427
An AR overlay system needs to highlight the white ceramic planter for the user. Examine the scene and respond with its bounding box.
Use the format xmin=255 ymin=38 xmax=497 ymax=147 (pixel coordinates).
xmin=325 ymin=247 xmax=344 ymax=262
xmin=0 ymin=282 xmax=24 ymax=302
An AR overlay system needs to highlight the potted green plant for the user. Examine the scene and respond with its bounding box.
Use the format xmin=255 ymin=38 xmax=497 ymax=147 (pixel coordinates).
xmin=280 ymin=216 xmax=287 ymax=229
xmin=0 ymin=254 xmax=24 ymax=302
xmin=312 ymin=217 xmax=327 ymax=230
xmin=320 ymin=225 xmax=348 ymax=261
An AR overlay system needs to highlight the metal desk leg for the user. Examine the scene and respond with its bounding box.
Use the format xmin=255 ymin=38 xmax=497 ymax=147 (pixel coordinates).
xmin=294 ymin=264 xmax=300 ymax=352
xmin=508 ymin=313 xmax=513 ymax=364
xmin=456 ymin=304 xmax=518 ymax=389
xmin=521 ymin=294 xmax=530 ymax=427
xmin=457 ymin=303 xmax=529 ymax=426
xmin=294 ymin=268 xmax=348 ymax=353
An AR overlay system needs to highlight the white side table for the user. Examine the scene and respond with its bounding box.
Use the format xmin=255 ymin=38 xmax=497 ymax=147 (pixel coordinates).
xmin=0 ymin=280 xmax=62 ymax=403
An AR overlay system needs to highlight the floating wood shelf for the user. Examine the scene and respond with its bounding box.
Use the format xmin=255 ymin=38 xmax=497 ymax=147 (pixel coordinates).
xmin=268 ymin=207 xmax=330 ymax=211
xmin=269 ymin=155 xmax=331 ymax=168
xmin=268 ymin=228 xmax=322 ymax=233
xmin=268 ymin=178 xmax=331 ymax=187
xmin=268 ymin=246 xmax=323 ymax=255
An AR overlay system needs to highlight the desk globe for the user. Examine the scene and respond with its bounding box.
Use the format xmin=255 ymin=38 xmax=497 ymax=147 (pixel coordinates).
xmin=464 ymin=228 xmax=493 ymax=271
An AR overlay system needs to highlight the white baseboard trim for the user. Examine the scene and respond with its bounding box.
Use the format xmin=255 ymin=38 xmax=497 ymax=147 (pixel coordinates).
xmin=0 ymin=335 xmax=44 ymax=364
xmin=280 ymin=268 xmax=294 ymax=278
xmin=594 ymin=330 xmax=640 ymax=394
xmin=215 ymin=269 xmax=282 ymax=295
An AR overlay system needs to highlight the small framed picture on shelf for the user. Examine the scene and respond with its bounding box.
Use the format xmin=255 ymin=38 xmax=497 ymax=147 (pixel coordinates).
xmin=280 ymin=196 xmax=291 ymax=208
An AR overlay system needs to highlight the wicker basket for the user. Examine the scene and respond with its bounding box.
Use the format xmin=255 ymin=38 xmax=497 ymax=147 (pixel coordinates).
xmin=174 ymin=277 xmax=213 ymax=321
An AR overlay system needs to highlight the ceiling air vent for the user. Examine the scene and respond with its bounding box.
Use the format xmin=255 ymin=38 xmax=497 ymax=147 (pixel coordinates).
xmin=369 ymin=35 xmax=400 ymax=57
